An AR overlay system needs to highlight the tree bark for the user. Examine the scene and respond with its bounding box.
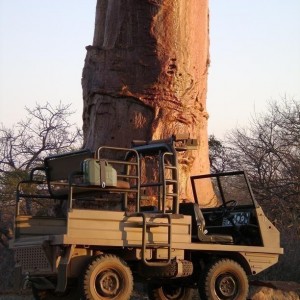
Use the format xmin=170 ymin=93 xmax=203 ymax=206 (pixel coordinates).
xmin=82 ymin=0 xmax=214 ymax=204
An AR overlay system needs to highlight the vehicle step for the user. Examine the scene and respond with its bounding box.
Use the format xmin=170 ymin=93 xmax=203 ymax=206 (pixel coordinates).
xmin=146 ymin=222 xmax=171 ymax=227
xmin=164 ymin=165 xmax=177 ymax=170
xmin=166 ymin=193 xmax=178 ymax=197
xmin=145 ymin=243 xmax=171 ymax=248
xmin=165 ymin=179 xmax=178 ymax=184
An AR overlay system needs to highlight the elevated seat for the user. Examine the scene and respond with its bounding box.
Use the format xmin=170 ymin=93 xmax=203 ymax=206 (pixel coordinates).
xmin=179 ymin=203 xmax=233 ymax=244
xmin=17 ymin=147 xmax=140 ymax=214
xmin=17 ymin=149 xmax=93 ymax=201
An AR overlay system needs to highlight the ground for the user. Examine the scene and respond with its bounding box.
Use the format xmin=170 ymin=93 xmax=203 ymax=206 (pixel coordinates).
xmin=0 ymin=282 xmax=300 ymax=300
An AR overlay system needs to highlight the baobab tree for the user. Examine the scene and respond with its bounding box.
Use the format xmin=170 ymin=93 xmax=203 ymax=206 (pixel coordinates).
xmin=82 ymin=0 xmax=214 ymax=205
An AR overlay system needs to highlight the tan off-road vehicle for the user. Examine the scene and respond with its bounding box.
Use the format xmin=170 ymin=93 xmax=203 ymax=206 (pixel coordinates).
xmin=11 ymin=135 xmax=283 ymax=300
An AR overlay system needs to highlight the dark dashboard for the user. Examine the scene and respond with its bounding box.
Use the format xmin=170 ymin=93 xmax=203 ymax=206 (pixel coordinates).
xmin=202 ymin=206 xmax=257 ymax=228
xmin=202 ymin=206 xmax=262 ymax=245
xmin=222 ymin=211 xmax=251 ymax=227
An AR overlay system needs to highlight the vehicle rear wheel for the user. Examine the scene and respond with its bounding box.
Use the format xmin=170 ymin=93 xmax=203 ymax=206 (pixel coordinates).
xmin=199 ymin=259 xmax=248 ymax=300
xmin=80 ymin=254 xmax=133 ymax=300
xmin=148 ymin=282 xmax=194 ymax=300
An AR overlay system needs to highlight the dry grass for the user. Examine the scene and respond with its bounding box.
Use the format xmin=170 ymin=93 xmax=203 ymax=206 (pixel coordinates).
xmin=251 ymin=288 xmax=299 ymax=300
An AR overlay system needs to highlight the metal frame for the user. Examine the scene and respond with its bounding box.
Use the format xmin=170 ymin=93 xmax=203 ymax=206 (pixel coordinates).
xmin=191 ymin=170 xmax=257 ymax=207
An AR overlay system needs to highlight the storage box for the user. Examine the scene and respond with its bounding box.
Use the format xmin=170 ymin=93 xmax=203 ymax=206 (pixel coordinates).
xmin=82 ymin=159 xmax=117 ymax=187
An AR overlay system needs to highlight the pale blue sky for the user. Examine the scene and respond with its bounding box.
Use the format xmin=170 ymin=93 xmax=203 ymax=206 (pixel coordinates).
xmin=0 ymin=1 xmax=299 ymax=138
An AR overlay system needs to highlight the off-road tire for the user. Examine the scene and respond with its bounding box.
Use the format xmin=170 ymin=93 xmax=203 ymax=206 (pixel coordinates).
xmin=199 ymin=259 xmax=248 ymax=300
xmin=148 ymin=282 xmax=194 ymax=300
xmin=80 ymin=254 xmax=133 ymax=300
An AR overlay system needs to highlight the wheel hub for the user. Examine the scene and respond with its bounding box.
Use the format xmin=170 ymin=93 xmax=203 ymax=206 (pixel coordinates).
xmin=96 ymin=270 xmax=120 ymax=297
xmin=216 ymin=274 xmax=237 ymax=298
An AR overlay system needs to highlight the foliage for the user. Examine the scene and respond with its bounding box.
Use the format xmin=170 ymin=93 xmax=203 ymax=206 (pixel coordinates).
xmin=0 ymin=102 xmax=83 ymax=240
xmin=209 ymin=97 xmax=300 ymax=281
xmin=224 ymin=98 xmax=300 ymax=232
xmin=0 ymin=102 xmax=83 ymax=293
xmin=227 ymin=98 xmax=300 ymax=202
xmin=0 ymin=102 xmax=82 ymax=174
xmin=208 ymin=135 xmax=231 ymax=173
xmin=210 ymin=98 xmax=299 ymax=201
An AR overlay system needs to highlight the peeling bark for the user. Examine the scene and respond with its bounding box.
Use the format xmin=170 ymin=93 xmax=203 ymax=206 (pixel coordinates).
xmin=82 ymin=0 xmax=214 ymax=204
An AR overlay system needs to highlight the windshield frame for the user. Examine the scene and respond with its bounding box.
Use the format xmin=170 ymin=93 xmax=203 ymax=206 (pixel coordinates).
xmin=190 ymin=170 xmax=258 ymax=208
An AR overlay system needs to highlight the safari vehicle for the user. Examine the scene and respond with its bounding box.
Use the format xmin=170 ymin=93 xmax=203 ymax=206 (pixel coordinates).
xmin=10 ymin=135 xmax=283 ymax=300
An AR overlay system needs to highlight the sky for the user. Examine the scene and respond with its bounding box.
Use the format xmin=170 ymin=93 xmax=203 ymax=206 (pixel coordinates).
xmin=0 ymin=0 xmax=299 ymax=138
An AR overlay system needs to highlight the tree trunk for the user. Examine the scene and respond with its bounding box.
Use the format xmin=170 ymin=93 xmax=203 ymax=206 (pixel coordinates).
xmin=82 ymin=0 xmax=214 ymax=204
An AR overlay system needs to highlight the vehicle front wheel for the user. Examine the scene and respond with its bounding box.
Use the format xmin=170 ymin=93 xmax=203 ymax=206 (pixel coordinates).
xmin=80 ymin=254 xmax=133 ymax=300
xmin=199 ymin=259 xmax=248 ymax=300
xmin=148 ymin=282 xmax=194 ymax=300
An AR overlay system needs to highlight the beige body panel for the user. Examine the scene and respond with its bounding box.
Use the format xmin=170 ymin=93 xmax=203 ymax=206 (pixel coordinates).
xmin=13 ymin=208 xmax=284 ymax=254
xmin=12 ymin=208 xmax=283 ymax=276
xmin=14 ymin=209 xmax=191 ymax=247
xmin=256 ymin=206 xmax=281 ymax=249
xmin=66 ymin=209 xmax=191 ymax=245
xmin=240 ymin=252 xmax=280 ymax=275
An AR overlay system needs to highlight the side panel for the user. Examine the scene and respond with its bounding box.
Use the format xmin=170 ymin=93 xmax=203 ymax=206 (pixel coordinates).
xmin=15 ymin=216 xmax=67 ymax=238
xmin=65 ymin=209 xmax=191 ymax=246
xmin=240 ymin=251 xmax=280 ymax=275
xmin=256 ymin=206 xmax=281 ymax=248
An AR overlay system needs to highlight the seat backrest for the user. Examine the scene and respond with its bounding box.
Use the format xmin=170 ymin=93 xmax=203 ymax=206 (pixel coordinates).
xmin=179 ymin=202 xmax=200 ymax=236
xmin=193 ymin=203 xmax=206 ymax=232
xmin=44 ymin=149 xmax=92 ymax=182
xmin=180 ymin=202 xmax=234 ymax=244
xmin=44 ymin=150 xmax=93 ymax=199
